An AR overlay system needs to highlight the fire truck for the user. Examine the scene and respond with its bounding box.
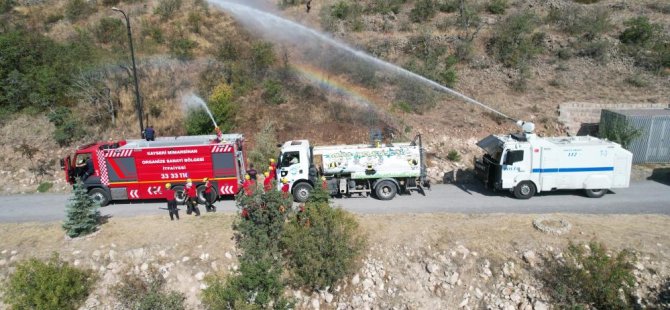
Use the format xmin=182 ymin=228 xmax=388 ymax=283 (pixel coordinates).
xmin=60 ymin=134 xmax=246 ymax=206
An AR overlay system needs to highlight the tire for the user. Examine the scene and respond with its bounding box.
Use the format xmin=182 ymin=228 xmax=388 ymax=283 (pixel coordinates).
xmin=88 ymin=188 xmax=110 ymax=207
xmin=292 ymin=183 xmax=313 ymax=203
xmin=172 ymin=186 xmax=187 ymax=205
xmin=375 ymin=180 xmax=397 ymax=201
xmin=513 ymin=181 xmax=536 ymax=200
xmin=584 ymin=189 xmax=606 ymax=198
xmin=196 ymin=185 xmax=210 ymax=204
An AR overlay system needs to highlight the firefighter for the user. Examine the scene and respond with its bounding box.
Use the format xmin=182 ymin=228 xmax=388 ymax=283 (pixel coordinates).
xmin=82 ymin=157 xmax=94 ymax=181
xmin=321 ymin=176 xmax=328 ymax=190
xmin=263 ymin=171 xmax=273 ymax=192
xmin=247 ymin=163 xmax=258 ymax=181
xmin=242 ymin=174 xmax=254 ymax=196
xmin=280 ymin=178 xmax=290 ymax=198
xmin=165 ymin=183 xmax=179 ymax=221
xmin=144 ymin=126 xmax=155 ymax=141
xmin=203 ymin=177 xmax=216 ymax=212
xmin=185 ymin=179 xmax=200 ymax=216
xmin=214 ymin=126 xmax=223 ymax=142
xmin=269 ymin=158 xmax=277 ymax=177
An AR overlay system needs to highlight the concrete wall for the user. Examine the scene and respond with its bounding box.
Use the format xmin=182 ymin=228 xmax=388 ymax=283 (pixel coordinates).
xmin=558 ymin=102 xmax=669 ymax=136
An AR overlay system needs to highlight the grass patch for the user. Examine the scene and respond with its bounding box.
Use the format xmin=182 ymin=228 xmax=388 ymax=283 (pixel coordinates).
xmin=37 ymin=182 xmax=53 ymax=193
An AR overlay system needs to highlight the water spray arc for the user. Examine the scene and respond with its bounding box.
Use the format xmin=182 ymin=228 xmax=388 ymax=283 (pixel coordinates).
xmin=208 ymin=0 xmax=516 ymax=122
xmin=182 ymin=92 xmax=218 ymax=129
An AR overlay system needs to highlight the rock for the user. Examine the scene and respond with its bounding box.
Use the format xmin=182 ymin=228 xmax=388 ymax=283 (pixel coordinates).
xmin=0 ymin=259 xmax=6 ymax=266
xmin=10 ymin=250 xmax=17 ymax=255
xmin=362 ymin=278 xmax=374 ymax=290
xmin=141 ymin=263 xmax=148 ymax=271
xmin=200 ymin=283 xmax=208 ymax=290
xmin=72 ymin=250 xmax=81 ymax=256
xmin=108 ymin=250 xmax=117 ymax=261
xmin=211 ymin=261 xmax=218 ymax=271
xmin=534 ymin=301 xmax=549 ymax=310
xmin=502 ymin=262 xmax=515 ymax=277
xmin=1 ymin=250 xmax=6 ymax=254
xmin=293 ymin=290 xmax=303 ymax=299
xmin=352 ymin=274 xmax=360 ymax=285
xmin=426 ymin=262 xmax=440 ymax=274
xmin=225 ymin=252 xmax=232 ymax=259
xmin=449 ymin=272 xmax=459 ymax=285
xmin=158 ymin=250 xmax=167 ymax=257
xmin=635 ymin=262 xmax=644 ymax=271
xmin=195 ymin=271 xmax=205 ymax=281
xmin=324 ymin=292 xmax=334 ymax=304
xmin=456 ymin=245 xmax=470 ymax=259
xmin=523 ymin=250 xmax=537 ymax=266
xmin=475 ymin=288 xmax=483 ymax=299
xmin=459 ymin=298 xmax=469 ymax=308
xmin=74 ymin=259 xmax=81 ymax=266
xmin=510 ymin=291 xmax=522 ymax=303
xmin=92 ymin=250 xmax=101 ymax=260
xmin=199 ymin=253 xmax=210 ymax=261
xmin=311 ymin=297 xmax=320 ymax=310
xmin=182 ymin=256 xmax=190 ymax=262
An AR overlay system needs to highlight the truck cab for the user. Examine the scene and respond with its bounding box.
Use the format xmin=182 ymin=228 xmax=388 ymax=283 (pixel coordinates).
xmin=276 ymin=140 xmax=316 ymax=202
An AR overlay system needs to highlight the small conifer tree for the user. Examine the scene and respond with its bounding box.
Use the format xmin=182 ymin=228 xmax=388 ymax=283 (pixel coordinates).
xmin=63 ymin=179 xmax=101 ymax=238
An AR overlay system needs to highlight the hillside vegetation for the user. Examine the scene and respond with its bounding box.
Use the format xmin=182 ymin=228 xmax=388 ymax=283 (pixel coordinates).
xmin=0 ymin=0 xmax=668 ymax=193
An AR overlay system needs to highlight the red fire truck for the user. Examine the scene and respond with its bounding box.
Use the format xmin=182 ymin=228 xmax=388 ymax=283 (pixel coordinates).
xmin=60 ymin=134 xmax=246 ymax=206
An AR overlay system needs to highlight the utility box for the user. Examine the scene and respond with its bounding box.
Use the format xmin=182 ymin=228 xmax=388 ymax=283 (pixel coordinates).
xmin=600 ymin=109 xmax=670 ymax=164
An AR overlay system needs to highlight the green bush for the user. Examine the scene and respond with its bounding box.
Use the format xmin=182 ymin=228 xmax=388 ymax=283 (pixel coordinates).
xmin=331 ymin=0 xmax=352 ymax=19
xmin=3 ymin=253 xmax=95 ymax=310
xmin=281 ymin=200 xmax=365 ymax=289
xmin=599 ymin=116 xmax=642 ymax=149
xmin=447 ymin=149 xmax=461 ymax=161
xmin=489 ymin=12 xmax=544 ymax=68
xmin=438 ymin=0 xmax=458 ymax=13
xmin=65 ymin=0 xmax=94 ymax=21
xmin=620 ymin=16 xmax=658 ymax=46
xmin=113 ymin=269 xmax=185 ymax=310
xmin=154 ymin=0 xmax=183 ymax=20
xmin=63 ymin=179 xmax=101 ymax=238
xmin=185 ymin=108 xmax=213 ymax=135
xmin=247 ymin=122 xmax=279 ymax=170
xmin=541 ymin=241 xmax=636 ymax=309
xmin=394 ymin=101 xmax=412 ymax=113
xmin=1 ymin=0 xmax=15 ymax=14
xmin=624 ymin=74 xmax=648 ymax=88
xmin=487 ymin=0 xmax=507 ymax=15
xmin=262 ymin=79 xmax=286 ymax=105
xmin=410 ymin=0 xmax=437 ymax=23
xmin=48 ymin=107 xmax=87 ymax=146
xmin=575 ymin=39 xmax=610 ymax=63
xmin=187 ymin=11 xmax=202 ymax=34
xmin=251 ymin=42 xmax=276 ymax=78
xmin=278 ymin=0 xmax=300 ymax=9
xmin=169 ymin=37 xmax=197 ymax=60
xmin=94 ymin=17 xmax=125 ymax=45
xmin=367 ymin=0 xmax=405 ymax=15
xmin=547 ymin=5 xmax=611 ymax=38
xmin=440 ymin=55 xmax=458 ymax=87
xmin=37 ymin=182 xmax=53 ymax=193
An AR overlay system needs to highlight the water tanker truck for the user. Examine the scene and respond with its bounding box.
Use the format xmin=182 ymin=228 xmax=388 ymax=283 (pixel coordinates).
xmin=277 ymin=135 xmax=429 ymax=202
xmin=474 ymin=121 xmax=633 ymax=199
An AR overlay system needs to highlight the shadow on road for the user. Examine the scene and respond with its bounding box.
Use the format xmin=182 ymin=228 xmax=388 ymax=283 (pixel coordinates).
xmin=648 ymin=168 xmax=670 ymax=186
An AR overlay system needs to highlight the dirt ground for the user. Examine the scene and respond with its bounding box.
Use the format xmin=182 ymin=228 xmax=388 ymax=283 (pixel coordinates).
xmin=0 ymin=212 xmax=668 ymax=308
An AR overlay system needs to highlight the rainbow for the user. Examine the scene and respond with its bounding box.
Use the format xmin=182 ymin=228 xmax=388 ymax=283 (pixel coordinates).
xmin=290 ymin=63 xmax=376 ymax=109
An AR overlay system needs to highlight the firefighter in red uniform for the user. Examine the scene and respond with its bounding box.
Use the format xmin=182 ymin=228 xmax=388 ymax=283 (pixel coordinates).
xmin=280 ymin=178 xmax=290 ymax=198
xmin=203 ymin=177 xmax=216 ymax=212
xmin=321 ymin=176 xmax=328 ymax=190
xmin=185 ymin=179 xmax=200 ymax=216
xmin=165 ymin=183 xmax=179 ymax=221
xmin=242 ymin=174 xmax=254 ymax=196
xmin=263 ymin=171 xmax=273 ymax=192
xmin=269 ymin=158 xmax=277 ymax=179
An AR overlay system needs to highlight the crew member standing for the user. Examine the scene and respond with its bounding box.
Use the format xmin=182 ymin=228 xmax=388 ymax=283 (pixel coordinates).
xmin=321 ymin=176 xmax=328 ymax=190
xmin=185 ymin=179 xmax=200 ymax=216
xmin=280 ymin=178 xmax=290 ymax=198
xmin=247 ymin=163 xmax=258 ymax=181
xmin=242 ymin=174 xmax=254 ymax=196
xmin=263 ymin=171 xmax=273 ymax=192
xmin=203 ymin=178 xmax=216 ymax=212
xmin=165 ymin=183 xmax=179 ymax=220
xmin=144 ymin=126 xmax=155 ymax=141
xmin=269 ymin=158 xmax=277 ymax=178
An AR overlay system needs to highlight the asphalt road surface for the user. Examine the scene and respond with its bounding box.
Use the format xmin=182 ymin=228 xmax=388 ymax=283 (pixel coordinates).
xmin=1 ymin=180 xmax=669 ymax=223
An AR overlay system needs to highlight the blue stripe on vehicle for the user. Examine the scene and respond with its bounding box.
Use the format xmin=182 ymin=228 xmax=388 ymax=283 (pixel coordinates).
xmin=532 ymin=167 xmax=614 ymax=173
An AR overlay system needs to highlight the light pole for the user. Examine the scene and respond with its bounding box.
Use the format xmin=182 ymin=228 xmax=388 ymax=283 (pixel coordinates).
xmin=112 ymin=7 xmax=144 ymax=138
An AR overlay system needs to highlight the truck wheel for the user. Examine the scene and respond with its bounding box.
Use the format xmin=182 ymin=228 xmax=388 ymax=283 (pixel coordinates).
xmin=585 ymin=189 xmax=606 ymax=198
xmin=375 ymin=181 xmax=397 ymax=201
xmin=172 ymin=186 xmax=187 ymax=205
xmin=88 ymin=188 xmax=110 ymax=207
xmin=196 ymin=185 xmax=209 ymax=204
xmin=513 ymin=181 xmax=536 ymax=200
xmin=292 ymin=183 xmax=313 ymax=203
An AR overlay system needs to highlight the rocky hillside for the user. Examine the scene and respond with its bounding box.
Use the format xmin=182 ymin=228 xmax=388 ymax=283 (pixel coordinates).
xmin=0 ymin=0 xmax=668 ymax=194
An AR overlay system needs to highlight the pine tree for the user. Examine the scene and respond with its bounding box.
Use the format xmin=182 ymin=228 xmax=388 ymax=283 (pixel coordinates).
xmin=62 ymin=179 xmax=101 ymax=238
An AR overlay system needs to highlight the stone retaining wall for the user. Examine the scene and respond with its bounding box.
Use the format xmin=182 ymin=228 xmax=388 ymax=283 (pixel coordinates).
xmin=558 ymin=102 xmax=669 ymax=135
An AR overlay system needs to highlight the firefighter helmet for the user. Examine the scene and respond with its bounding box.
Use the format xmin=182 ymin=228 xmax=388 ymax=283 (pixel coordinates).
xmin=186 ymin=178 xmax=192 ymax=183
xmin=281 ymin=178 xmax=288 ymax=184
xmin=321 ymin=176 xmax=326 ymax=181
xmin=264 ymin=171 xmax=269 ymax=177
xmin=203 ymin=177 xmax=209 ymax=182
xmin=165 ymin=183 xmax=171 ymax=189
xmin=270 ymin=158 xmax=275 ymax=163
xmin=245 ymin=174 xmax=250 ymax=180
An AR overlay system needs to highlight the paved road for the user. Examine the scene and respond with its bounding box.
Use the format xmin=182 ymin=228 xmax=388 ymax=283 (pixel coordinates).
xmin=1 ymin=180 xmax=669 ymax=223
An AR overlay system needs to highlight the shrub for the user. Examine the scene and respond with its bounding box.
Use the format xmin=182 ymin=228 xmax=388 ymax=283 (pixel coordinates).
xmin=489 ymin=12 xmax=544 ymax=68
xmin=63 ymin=179 xmax=101 ymax=238
xmin=1 ymin=0 xmax=15 ymax=14
xmin=410 ymin=0 xmax=437 ymax=23
xmin=186 ymin=82 xmax=238 ymax=135
xmin=247 ymin=122 xmax=279 ymax=170
xmin=251 ymin=42 xmax=276 ymax=78
xmin=331 ymin=0 xmax=351 ymax=19
xmin=394 ymin=79 xmax=435 ymax=113
xmin=599 ymin=116 xmax=642 ymax=149
xmin=278 ymin=0 xmax=300 ymax=9
xmin=65 ymin=0 xmax=94 ymax=21
xmin=281 ymin=200 xmax=365 ymax=289
xmin=572 ymin=0 xmax=600 ymax=3
xmin=620 ymin=16 xmax=658 ymax=46
xmin=440 ymin=55 xmax=458 ymax=87
xmin=3 ymin=253 xmax=95 ymax=310
xmin=487 ymin=0 xmax=507 ymax=15
xmin=113 ymin=269 xmax=185 ymax=310
xmin=187 ymin=11 xmax=202 ymax=34
xmin=169 ymin=37 xmax=197 ymax=60
xmin=541 ymin=241 xmax=636 ymax=309
xmin=438 ymin=0 xmax=458 ymax=13
xmin=447 ymin=149 xmax=461 ymax=161
xmin=547 ymin=5 xmax=611 ymax=38
xmin=154 ymin=0 xmax=183 ymax=20
xmin=625 ymin=74 xmax=648 ymax=88
xmin=48 ymin=107 xmax=87 ymax=146
xmin=575 ymin=39 xmax=610 ymax=63
xmin=94 ymin=17 xmax=126 ymax=45
xmin=367 ymin=0 xmax=404 ymax=15
xmin=262 ymin=79 xmax=286 ymax=105
xmin=37 ymin=182 xmax=53 ymax=193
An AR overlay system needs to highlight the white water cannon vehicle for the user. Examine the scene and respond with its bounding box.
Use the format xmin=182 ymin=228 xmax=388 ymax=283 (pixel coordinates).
xmin=474 ymin=121 xmax=633 ymax=199
xmin=277 ymin=135 xmax=429 ymax=202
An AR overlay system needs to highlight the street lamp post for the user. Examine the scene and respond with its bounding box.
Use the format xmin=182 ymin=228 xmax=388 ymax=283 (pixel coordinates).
xmin=112 ymin=7 xmax=144 ymax=138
